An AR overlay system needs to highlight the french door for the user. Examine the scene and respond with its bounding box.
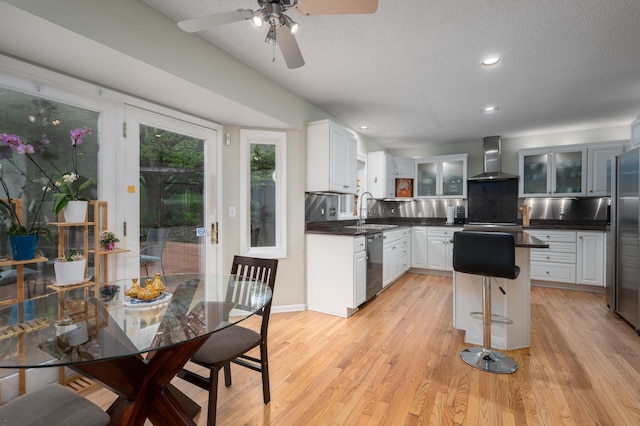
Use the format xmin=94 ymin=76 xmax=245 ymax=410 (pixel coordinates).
xmin=122 ymin=105 xmax=219 ymax=278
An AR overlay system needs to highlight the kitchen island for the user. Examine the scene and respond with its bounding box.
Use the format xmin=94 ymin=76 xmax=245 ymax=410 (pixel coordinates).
xmin=453 ymin=231 xmax=547 ymax=350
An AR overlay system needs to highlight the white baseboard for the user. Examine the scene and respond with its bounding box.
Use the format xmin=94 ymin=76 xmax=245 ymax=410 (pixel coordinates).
xmin=271 ymin=304 xmax=306 ymax=313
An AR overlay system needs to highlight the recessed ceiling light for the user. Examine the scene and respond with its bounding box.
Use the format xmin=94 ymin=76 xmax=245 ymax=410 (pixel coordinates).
xmin=482 ymin=106 xmax=499 ymax=113
xmin=359 ymin=125 xmax=369 ymax=130
xmin=482 ymin=56 xmax=503 ymax=66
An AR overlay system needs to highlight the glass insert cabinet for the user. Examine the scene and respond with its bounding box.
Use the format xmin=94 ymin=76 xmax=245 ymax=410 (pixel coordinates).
xmin=415 ymin=154 xmax=467 ymax=198
xmin=519 ymin=147 xmax=587 ymax=197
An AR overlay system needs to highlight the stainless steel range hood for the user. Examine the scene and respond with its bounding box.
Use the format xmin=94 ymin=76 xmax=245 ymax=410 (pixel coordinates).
xmin=468 ymin=136 xmax=519 ymax=181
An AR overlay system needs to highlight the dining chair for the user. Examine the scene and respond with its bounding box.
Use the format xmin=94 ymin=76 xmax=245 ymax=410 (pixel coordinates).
xmin=139 ymin=228 xmax=170 ymax=275
xmin=177 ymin=255 xmax=278 ymax=426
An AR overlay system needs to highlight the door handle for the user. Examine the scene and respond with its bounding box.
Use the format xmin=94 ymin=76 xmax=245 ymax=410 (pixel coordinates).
xmin=211 ymin=222 xmax=218 ymax=244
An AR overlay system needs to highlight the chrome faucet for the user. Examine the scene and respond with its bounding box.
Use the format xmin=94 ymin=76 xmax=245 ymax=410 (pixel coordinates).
xmin=358 ymin=191 xmax=373 ymax=229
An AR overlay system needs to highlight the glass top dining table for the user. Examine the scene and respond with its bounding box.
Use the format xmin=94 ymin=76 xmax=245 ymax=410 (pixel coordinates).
xmin=0 ymin=273 xmax=272 ymax=368
xmin=0 ymin=273 xmax=272 ymax=426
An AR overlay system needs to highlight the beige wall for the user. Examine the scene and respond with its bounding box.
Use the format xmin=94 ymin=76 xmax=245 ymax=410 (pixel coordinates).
xmin=221 ymin=127 xmax=306 ymax=307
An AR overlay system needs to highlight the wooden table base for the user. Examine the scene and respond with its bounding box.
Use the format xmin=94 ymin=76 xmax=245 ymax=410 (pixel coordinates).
xmin=71 ymin=335 xmax=209 ymax=426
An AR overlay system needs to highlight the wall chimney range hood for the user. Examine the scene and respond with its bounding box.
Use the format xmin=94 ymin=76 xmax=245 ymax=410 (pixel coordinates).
xmin=468 ymin=136 xmax=519 ymax=181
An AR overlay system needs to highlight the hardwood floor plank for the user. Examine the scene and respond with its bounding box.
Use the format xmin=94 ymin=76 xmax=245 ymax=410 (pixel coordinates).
xmin=81 ymin=273 xmax=640 ymax=425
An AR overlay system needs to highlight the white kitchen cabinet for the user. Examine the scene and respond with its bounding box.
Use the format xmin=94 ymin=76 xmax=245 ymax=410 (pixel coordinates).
xmin=527 ymin=230 xmax=577 ymax=283
xmin=427 ymin=227 xmax=462 ymax=271
xmin=577 ymin=231 xmax=605 ymax=286
xmin=395 ymin=157 xmax=415 ymax=179
xmin=382 ymin=228 xmax=410 ymax=287
xmin=354 ymin=247 xmax=367 ymax=306
xmin=587 ymin=142 xmax=625 ymax=196
xmin=307 ymin=119 xmax=357 ymax=194
xmin=415 ymin=154 xmax=467 ymax=199
xmin=411 ymin=226 xmax=428 ymax=268
xmin=528 ymin=229 xmax=606 ymax=287
xmin=519 ymin=146 xmax=587 ymax=197
xmin=367 ymin=151 xmax=396 ymax=199
xmin=306 ymin=234 xmax=366 ymax=317
xmin=631 ymin=115 xmax=640 ymax=148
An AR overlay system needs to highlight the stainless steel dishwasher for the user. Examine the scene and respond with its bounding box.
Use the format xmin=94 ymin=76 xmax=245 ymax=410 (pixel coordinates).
xmin=366 ymin=232 xmax=384 ymax=301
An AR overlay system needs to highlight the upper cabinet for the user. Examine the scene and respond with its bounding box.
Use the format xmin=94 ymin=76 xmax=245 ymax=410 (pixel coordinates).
xmin=520 ymin=141 xmax=627 ymax=198
xmin=306 ymin=120 xmax=358 ymax=194
xmin=367 ymin=151 xmax=396 ymax=198
xmin=631 ymin=115 xmax=640 ymax=148
xmin=519 ymin=147 xmax=586 ymax=197
xmin=415 ymin=154 xmax=467 ymax=198
xmin=587 ymin=142 xmax=625 ymax=196
xmin=395 ymin=157 xmax=415 ymax=179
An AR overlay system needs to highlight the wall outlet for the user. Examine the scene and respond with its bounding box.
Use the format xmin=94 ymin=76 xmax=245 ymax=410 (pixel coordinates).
xmin=229 ymin=206 xmax=236 ymax=217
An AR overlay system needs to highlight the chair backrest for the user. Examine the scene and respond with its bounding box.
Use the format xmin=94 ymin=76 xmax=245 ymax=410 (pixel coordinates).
xmin=228 ymin=255 xmax=278 ymax=336
xmin=143 ymin=228 xmax=170 ymax=257
xmin=453 ymin=231 xmax=519 ymax=279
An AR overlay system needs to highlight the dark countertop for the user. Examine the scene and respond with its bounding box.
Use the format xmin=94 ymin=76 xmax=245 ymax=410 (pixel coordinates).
xmin=513 ymin=232 xmax=548 ymax=248
xmin=305 ymin=224 xmax=412 ymax=236
xmin=306 ymin=218 xmax=607 ymax=233
xmin=306 ymin=222 xmax=548 ymax=247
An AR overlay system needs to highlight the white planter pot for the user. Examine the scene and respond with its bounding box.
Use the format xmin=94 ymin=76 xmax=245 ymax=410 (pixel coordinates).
xmin=54 ymin=259 xmax=87 ymax=286
xmin=63 ymin=200 xmax=88 ymax=223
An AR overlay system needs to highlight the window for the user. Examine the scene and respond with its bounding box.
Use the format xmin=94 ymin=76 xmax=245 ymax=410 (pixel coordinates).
xmin=0 ymin=86 xmax=99 ymax=259
xmin=240 ymin=129 xmax=286 ymax=258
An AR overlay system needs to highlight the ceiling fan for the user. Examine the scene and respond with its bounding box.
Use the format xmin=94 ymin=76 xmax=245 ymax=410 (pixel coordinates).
xmin=177 ymin=0 xmax=379 ymax=69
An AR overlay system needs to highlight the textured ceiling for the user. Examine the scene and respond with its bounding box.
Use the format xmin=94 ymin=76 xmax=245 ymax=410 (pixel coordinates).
xmin=143 ymin=0 xmax=640 ymax=149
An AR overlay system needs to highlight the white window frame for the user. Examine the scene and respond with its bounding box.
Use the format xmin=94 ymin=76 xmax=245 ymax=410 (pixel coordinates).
xmin=240 ymin=129 xmax=287 ymax=258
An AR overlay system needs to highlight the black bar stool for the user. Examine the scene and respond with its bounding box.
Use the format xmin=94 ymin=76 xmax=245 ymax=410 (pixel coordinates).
xmin=452 ymin=231 xmax=520 ymax=374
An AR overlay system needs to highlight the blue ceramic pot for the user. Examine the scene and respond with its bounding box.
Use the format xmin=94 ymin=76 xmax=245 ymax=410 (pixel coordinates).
xmin=8 ymin=234 xmax=39 ymax=261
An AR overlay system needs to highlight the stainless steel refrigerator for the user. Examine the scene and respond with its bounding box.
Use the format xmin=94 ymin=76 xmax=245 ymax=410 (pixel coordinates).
xmin=612 ymin=147 xmax=640 ymax=332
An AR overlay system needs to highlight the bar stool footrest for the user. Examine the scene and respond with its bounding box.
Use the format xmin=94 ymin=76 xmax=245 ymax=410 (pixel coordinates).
xmin=470 ymin=311 xmax=513 ymax=325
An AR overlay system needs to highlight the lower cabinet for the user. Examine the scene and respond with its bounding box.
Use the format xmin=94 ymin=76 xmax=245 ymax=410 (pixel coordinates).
xmin=354 ymin=248 xmax=367 ymax=306
xmin=411 ymin=226 xmax=428 ymax=268
xmin=527 ymin=229 xmax=605 ymax=287
xmin=427 ymin=227 xmax=462 ymax=271
xmin=576 ymin=231 xmax=605 ymax=286
xmin=382 ymin=228 xmax=410 ymax=287
xmin=306 ymin=234 xmax=366 ymax=317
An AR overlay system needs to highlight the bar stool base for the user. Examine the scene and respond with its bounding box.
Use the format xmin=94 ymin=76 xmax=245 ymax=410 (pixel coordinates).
xmin=460 ymin=347 xmax=518 ymax=374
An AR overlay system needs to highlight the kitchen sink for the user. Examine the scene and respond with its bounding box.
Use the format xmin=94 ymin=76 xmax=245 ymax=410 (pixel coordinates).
xmin=344 ymin=224 xmax=399 ymax=230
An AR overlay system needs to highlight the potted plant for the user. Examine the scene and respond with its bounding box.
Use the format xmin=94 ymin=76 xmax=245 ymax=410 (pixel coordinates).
xmin=51 ymin=127 xmax=94 ymax=222
xmin=0 ymin=134 xmax=53 ymax=260
xmin=53 ymin=251 xmax=87 ymax=286
xmin=99 ymin=230 xmax=120 ymax=251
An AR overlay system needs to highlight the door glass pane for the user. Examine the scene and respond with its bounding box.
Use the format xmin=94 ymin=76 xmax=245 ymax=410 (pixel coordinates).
xmin=442 ymin=159 xmax=464 ymax=196
xmin=250 ymin=143 xmax=276 ymax=248
xmin=555 ymin=151 xmax=583 ymax=193
xmin=523 ymin=153 xmax=548 ymax=194
xmin=0 ymin=87 xmax=98 ymax=296
xmin=139 ymin=125 xmax=204 ymax=276
xmin=416 ymin=162 xmax=438 ymax=197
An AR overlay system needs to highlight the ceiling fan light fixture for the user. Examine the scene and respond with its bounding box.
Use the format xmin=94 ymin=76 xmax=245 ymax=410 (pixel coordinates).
xmin=252 ymin=15 xmax=264 ymax=28
xmin=281 ymin=14 xmax=299 ymax=34
xmin=265 ymin=23 xmax=277 ymax=45
xmin=251 ymin=8 xmax=266 ymax=28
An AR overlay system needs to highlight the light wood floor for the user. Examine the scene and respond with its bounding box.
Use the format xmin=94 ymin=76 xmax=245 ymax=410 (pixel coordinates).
xmin=83 ymin=273 xmax=640 ymax=425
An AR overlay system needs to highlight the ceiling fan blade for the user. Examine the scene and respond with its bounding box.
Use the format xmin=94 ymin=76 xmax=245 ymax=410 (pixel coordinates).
xmin=177 ymin=9 xmax=252 ymax=33
xmin=294 ymin=0 xmax=378 ymax=15
xmin=277 ymin=29 xmax=305 ymax=69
